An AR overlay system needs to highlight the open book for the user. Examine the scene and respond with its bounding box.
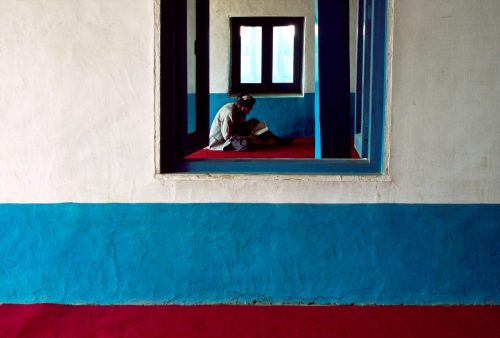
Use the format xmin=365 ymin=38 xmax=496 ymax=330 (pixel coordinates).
xmin=251 ymin=121 xmax=269 ymax=136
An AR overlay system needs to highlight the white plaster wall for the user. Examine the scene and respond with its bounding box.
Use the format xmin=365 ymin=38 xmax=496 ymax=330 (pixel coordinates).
xmin=0 ymin=0 xmax=155 ymax=202
xmin=350 ymin=0 xmax=358 ymax=92
xmin=0 ymin=0 xmax=499 ymax=203
xmin=187 ymin=0 xmax=196 ymax=93
xmin=209 ymin=0 xmax=316 ymax=93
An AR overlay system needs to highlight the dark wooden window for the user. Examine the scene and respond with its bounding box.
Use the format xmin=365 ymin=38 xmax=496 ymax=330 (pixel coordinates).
xmin=229 ymin=17 xmax=304 ymax=95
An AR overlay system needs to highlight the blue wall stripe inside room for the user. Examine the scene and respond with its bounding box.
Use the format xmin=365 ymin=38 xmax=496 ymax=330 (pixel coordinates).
xmin=205 ymin=93 xmax=356 ymax=141
xmin=1 ymin=203 xmax=499 ymax=305
xmin=209 ymin=93 xmax=316 ymax=138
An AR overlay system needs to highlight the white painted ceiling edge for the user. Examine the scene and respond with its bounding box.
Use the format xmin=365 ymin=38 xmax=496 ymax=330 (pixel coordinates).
xmin=0 ymin=0 xmax=499 ymax=204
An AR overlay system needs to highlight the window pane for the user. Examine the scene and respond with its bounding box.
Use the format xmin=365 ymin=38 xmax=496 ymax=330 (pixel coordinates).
xmin=240 ymin=26 xmax=262 ymax=83
xmin=273 ymin=25 xmax=295 ymax=83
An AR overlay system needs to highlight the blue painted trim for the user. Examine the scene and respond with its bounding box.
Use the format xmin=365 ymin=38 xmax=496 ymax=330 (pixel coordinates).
xmin=187 ymin=93 xmax=196 ymax=134
xmin=371 ymin=0 xmax=388 ymax=171
xmin=314 ymin=0 xmax=321 ymax=158
xmin=361 ymin=0 xmax=374 ymax=159
xmin=180 ymin=158 xmax=375 ymax=174
xmin=351 ymin=93 xmax=365 ymax=157
xmin=1 ymin=204 xmax=499 ymax=305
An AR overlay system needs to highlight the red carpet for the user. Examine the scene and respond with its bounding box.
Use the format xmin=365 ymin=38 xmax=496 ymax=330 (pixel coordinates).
xmin=185 ymin=138 xmax=360 ymax=159
xmin=0 ymin=304 xmax=499 ymax=338
xmin=185 ymin=138 xmax=315 ymax=159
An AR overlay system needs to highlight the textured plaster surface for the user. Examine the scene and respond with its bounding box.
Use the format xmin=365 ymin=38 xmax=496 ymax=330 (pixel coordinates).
xmin=0 ymin=203 xmax=499 ymax=305
xmin=0 ymin=0 xmax=499 ymax=203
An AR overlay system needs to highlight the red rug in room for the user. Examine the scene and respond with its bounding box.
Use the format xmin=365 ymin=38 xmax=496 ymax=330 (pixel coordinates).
xmin=186 ymin=138 xmax=314 ymax=160
xmin=185 ymin=138 xmax=360 ymax=159
xmin=185 ymin=138 xmax=315 ymax=159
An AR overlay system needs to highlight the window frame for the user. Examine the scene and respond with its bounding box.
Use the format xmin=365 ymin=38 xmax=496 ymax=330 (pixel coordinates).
xmin=229 ymin=16 xmax=305 ymax=95
xmin=159 ymin=0 xmax=389 ymax=175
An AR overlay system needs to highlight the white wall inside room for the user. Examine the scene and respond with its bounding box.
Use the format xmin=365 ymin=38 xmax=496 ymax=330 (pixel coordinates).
xmin=187 ymin=0 xmax=197 ymax=94
xmin=350 ymin=0 xmax=358 ymax=92
xmin=0 ymin=0 xmax=499 ymax=204
xmin=209 ymin=0 xmax=316 ymax=93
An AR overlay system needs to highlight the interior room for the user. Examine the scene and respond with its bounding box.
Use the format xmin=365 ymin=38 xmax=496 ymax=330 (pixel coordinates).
xmin=183 ymin=0 xmax=362 ymax=160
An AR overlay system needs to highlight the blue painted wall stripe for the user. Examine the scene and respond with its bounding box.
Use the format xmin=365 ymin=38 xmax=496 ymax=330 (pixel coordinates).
xmin=1 ymin=204 xmax=499 ymax=305
xmin=209 ymin=93 xmax=315 ymax=138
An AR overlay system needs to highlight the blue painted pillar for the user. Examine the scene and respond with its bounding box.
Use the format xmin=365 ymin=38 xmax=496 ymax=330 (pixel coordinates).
xmin=316 ymin=0 xmax=352 ymax=158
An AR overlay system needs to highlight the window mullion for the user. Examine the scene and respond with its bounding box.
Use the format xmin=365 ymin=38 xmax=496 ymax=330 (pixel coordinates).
xmin=293 ymin=18 xmax=304 ymax=92
xmin=261 ymin=24 xmax=273 ymax=88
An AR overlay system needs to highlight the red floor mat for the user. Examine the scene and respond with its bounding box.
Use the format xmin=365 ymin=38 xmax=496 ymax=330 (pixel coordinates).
xmin=185 ymin=138 xmax=360 ymax=159
xmin=185 ymin=138 xmax=315 ymax=159
xmin=0 ymin=304 xmax=499 ymax=338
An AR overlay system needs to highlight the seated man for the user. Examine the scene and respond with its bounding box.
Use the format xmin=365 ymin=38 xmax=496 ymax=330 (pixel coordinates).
xmin=208 ymin=94 xmax=293 ymax=151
